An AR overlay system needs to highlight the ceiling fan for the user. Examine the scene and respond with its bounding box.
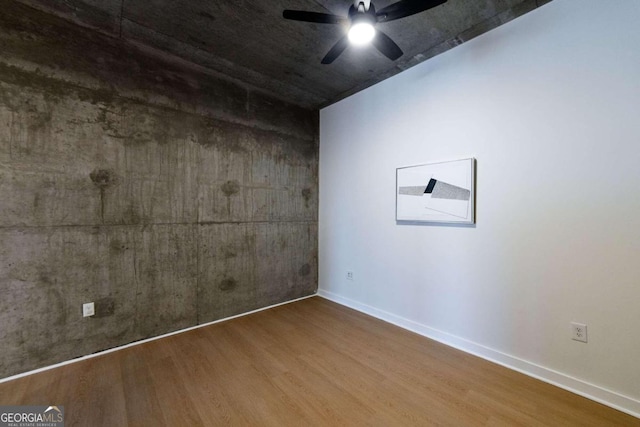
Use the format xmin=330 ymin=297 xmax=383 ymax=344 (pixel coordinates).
xmin=283 ymin=0 xmax=447 ymax=64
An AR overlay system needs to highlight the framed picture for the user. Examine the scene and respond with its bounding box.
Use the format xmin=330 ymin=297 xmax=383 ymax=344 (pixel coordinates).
xmin=396 ymin=158 xmax=475 ymax=224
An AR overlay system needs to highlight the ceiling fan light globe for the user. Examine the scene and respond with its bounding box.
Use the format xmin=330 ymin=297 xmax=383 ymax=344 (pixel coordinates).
xmin=348 ymin=22 xmax=375 ymax=45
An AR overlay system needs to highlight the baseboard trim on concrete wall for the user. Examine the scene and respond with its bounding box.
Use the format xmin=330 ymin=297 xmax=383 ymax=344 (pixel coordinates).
xmin=317 ymin=289 xmax=640 ymax=419
xmin=0 ymin=294 xmax=317 ymax=385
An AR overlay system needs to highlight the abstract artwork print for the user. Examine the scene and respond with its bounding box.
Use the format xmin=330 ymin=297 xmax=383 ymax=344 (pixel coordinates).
xmin=396 ymin=158 xmax=475 ymax=224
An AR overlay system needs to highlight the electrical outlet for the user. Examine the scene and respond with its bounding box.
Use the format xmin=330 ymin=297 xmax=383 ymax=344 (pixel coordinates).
xmin=83 ymin=302 xmax=95 ymax=317
xmin=571 ymin=322 xmax=587 ymax=343
xmin=346 ymin=271 xmax=354 ymax=281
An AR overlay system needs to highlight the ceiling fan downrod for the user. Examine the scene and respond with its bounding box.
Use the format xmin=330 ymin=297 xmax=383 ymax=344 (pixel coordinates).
xmin=354 ymin=0 xmax=371 ymax=12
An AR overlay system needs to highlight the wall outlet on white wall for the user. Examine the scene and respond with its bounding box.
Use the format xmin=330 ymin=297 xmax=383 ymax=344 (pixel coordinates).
xmin=571 ymin=322 xmax=587 ymax=343
xmin=83 ymin=302 xmax=95 ymax=317
xmin=346 ymin=271 xmax=354 ymax=281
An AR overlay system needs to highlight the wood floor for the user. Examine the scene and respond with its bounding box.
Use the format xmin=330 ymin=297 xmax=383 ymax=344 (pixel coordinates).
xmin=0 ymin=297 xmax=637 ymax=426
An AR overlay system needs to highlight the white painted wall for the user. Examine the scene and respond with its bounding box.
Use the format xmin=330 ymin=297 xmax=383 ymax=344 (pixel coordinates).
xmin=319 ymin=0 xmax=640 ymax=416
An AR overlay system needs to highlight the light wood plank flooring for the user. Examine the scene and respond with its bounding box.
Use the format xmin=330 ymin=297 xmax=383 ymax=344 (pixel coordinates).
xmin=0 ymin=297 xmax=637 ymax=426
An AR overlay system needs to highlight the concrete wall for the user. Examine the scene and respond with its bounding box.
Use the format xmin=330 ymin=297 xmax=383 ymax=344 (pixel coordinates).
xmin=319 ymin=0 xmax=640 ymax=416
xmin=0 ymin=1 xmax=318 ymax=378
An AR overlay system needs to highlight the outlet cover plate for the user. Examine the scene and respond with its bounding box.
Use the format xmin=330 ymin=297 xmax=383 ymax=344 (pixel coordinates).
xmin=83 ymin=302 xmax=95 ymax=317
xmin=571 ymin=322 xmax=587 ymax=343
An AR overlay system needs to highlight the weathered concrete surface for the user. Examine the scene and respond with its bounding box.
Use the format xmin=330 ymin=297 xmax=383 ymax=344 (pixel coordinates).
xmin=197 ymin=222 xmax=317 ymax=322
xmin=0 ymin=1 xmax=317 ymax=139
xmin=0 ymin=225 xmax=198 ymax=372
xmin=0 ymin=1 xmax=317 ymax=378
xmin=14 ymin=0 xmax=554 ymax=108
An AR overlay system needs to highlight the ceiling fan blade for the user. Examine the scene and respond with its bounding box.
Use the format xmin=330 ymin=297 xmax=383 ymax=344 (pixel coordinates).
xmin=321 ymin=36 xmax=349 ymax=64
xmin=376 ymin=0 xmax=446 ymax=23
xmin=283 ymin=10 xmax=346 ymax=24
xmin=372 ymin=30 xmax=403 ymax=61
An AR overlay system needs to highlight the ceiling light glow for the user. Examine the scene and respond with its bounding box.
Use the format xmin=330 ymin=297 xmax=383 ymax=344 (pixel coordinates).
xmin=348 ymin=22 xmax=375 ymax=46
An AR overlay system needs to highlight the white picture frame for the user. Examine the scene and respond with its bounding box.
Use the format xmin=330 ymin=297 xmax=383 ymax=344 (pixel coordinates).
xmin=396 ymin=158 xmax=475 ymax=224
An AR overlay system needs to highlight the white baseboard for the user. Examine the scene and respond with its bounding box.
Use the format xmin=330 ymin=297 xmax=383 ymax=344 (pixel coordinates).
xmin=0 ymin=294 xmax=316 ymax=384
xmin=318 ymin=289 xmax=640 ymax=419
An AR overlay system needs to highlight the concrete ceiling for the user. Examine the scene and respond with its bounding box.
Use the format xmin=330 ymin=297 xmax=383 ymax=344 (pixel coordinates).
xmin=17 ymin=0 xmax=552 ymax=109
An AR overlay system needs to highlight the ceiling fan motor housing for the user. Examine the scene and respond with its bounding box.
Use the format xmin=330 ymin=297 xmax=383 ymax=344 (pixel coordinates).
xmin=348 ymin=2 xmax=377 ymax=46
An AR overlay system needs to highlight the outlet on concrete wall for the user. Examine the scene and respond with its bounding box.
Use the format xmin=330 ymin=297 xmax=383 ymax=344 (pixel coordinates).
xmin=83 ymin=302 xmax=95 ymax=317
